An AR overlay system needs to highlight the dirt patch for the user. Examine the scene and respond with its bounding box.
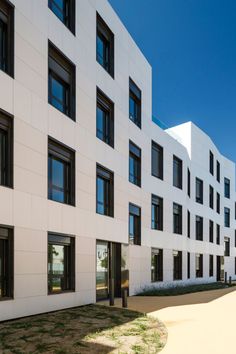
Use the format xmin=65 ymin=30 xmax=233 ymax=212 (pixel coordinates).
xmin=0 ymin=304 xmax=167 ymax=353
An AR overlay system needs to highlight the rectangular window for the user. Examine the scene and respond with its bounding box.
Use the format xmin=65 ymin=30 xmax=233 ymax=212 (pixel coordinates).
xmin=96 ymin=13 xmax=114 ymax=77
xmin=209 ymin=255 xmax=214 ymax=277
xmin=196 ymin=215 xmax=203 ymax=241
xmin=0 ymin=226 xmax=13 ymax=300
xmin=196 ymin=178 xmax=203 ymax=204
xmin=209 ymin=220 xmax=214 ymax=243
xmin=224 ymin=178 xmax=230 ymax=199
xmin=129 ymin=203 xmax=141 ymax=246
xmin=173 ymin=155 xmax=182 ymax=189
xmin=173 ymin=203 xmax=182 ymax=235
xmin=0 ymin=0 xmax=14 ymax=77
xmin=216 ymin=224 xmax=220 ymax=245
xmin=48 ymin=41 xmax=76 ymax=120
xmin=187 ymin=210 xmax=190 ymax=238
xmin=96 ymin=88 xmax=114 ymax=147
xmin=151 ymin=248 xmax=163 ymax=282
xmin=129 ymin=141 xmax=141 ymax=187
xmin=216 ymin=160 xmax=220 ymax=183
xmin=96 ymin=164 xmax=114 ymax=217
xmin=48 ymin=232 xmax=75 ymax=294
xmin=216 ymin=192 xmax=220 ymax=214
xmin=48 ymin=138 xmax=75 ymax=206
xmin=173 ymin=250 xmax=182 ymax=280
xmin=151 ymin=141 xmax=163 ymax=180
xmin=129 ymin=78 xmax=141 ymax=128
xmin=196 ymin=254 xmax=203 ymax=278
xmin=187 ymin=252 xmax=190 ymax=279
xmin=224 ymin=207 xmax=230 ymax=228
xmin=224 ymin=237 xmax=230 ymax=257
xmin=187 ymin=168 xmax=191 ymax=197
xmin=209 ymin=150 xmax=214 ymax=175
xmin=0 ymin=109 xmax=13 ymax=188
xmin=151 ymin=195 xmax=163 ymax=231
xmin=209 ymin=185 xmax=214 ymax=209
xmin=235 ymin=230 xmax=236 ymax=248
xmin=48 ymin=0 xmax=75 ymax=34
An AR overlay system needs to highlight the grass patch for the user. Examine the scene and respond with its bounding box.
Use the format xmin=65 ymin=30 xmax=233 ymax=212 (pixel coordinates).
xmin=0 ymin=304 xmax=167 ymax=354
xmin=137 ymin=282 xmax=236 ymax=296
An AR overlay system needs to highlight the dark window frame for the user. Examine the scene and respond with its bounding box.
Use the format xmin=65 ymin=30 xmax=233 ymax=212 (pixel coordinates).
xmin=209 ymin=150 xmax=214 ymax=175
xmin=96 ymin=87 xmax=114 ymax=148
xmin=209 ymin=185 xmax=214 ymax=209
xmin=129 ymin=203 xmax=141 ymax=246
xmin=216 ymin=160 xmax=220 ymax=183
xmin=187 ymin=168 xmax=191 ymax=197
xmin=48 ymin=0 xmax=75 ymax=34
xmin=129 ymin=78 xmax=141 ymax=128
xmin=48 ymin=41 xmax=76 ymax=121
xmin=224 ymin=237 xmax=230 ymax=257
xmin=196 ymin=215 xmax=203 ymax=241
xmin=129 ymin=140 xmax=141 ymax=187
xmin=0 ymin=0 xmax=14 ymax=78
xmin=0 ymin=225 xmax=13 ymax=300
xmin=187 ymin=210 xmax=190 ymax=238
xmin=209 ymin=220 xmax=214 ymax=243
xmin=96 ymin=164 xmax=114 ymax=217
xmin=48 ymin=137 xmax=75 ymax=206
xmin=196 ymin=253 xmax=203 ymax=278
xmin=196 ymin=177 xmax=203 ymax=204
xmin=209 ymin=255 xmax=214 ymax=277
xmin=151 ymin=248 xmax=163 ymax=282
xmin=48 ymin=232 xmax=75 ymax=295
xmin=187 ymin=252 xmax=190 ymax=279
xmin=96 ymin=12 xmax=114 ymax=78
xmin=224 ymin=178 xmax=230 ymax=199
xmin=173 ymin=203 xmax=182 ymax=235
xmin=216 ymin=192 xmax=220 ymax=214
xmin=151 ymin=141 xmax=163 ymax=180
xmin=151 ymin=194 xmax=163 ymax=231
xmin=0 ymin=108 xmax=13 ymax=188
xmin=224 ymin=207 xmax=230 ymax=228
xmin=216 ymin=224 xmax=220 ymax=245
xmin=173 ymin=250 xmax=182 ymax=280
xmin=173 ymin=155 xmax=183 ymax=190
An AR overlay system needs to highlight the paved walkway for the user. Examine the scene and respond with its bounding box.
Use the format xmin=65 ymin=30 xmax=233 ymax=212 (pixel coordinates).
xmin=99 ymin=287 xmax=236 ymax=354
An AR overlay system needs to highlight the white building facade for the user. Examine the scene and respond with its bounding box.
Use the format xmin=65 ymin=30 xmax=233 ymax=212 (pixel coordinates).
xmin=0 ymin=0 xmax=235 ymax=322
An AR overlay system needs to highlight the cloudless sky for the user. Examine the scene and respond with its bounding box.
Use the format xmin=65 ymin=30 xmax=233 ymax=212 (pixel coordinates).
xmin=108 ymin=0 xmax=236 ymax=162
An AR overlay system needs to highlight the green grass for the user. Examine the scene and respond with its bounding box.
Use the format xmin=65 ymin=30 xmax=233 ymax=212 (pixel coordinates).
xmin=137 ymin=282 xmax=236 ymax=296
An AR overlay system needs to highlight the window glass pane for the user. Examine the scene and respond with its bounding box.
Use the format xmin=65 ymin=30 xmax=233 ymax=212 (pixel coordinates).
xmin=49 ymin=244 xmax=64 ymax=292
xmin=97 ymin=34 xmax=105 ymax=66
xmin=96 ymin=241 xmax=109 ymax=300
xmin=97 ymin=177 xmax=105 ymax=214
xmin=96 ymin=106 xmax=105 ymax=140
xmin=50 ymin=76 xmax=65 ymax=112
xmin=52 ymin=158 xmax=64 ymax=189
xmin=51 ymin=0 xmax=64 ymax=21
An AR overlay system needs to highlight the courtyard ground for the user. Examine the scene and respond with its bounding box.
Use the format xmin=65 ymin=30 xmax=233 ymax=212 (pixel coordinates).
xmin=100 ymin=286 xmax=236 ymax=354
xmin=0 ymin=304 xmax=167 ymax=354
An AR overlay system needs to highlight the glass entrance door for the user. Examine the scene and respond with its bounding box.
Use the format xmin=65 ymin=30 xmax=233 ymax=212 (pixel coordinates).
xmin=96 ymin=241 xmax=109 ymax=301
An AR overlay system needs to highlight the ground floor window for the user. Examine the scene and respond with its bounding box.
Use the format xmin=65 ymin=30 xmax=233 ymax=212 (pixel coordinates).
xmin=173 ymin=250 xmax=182 ymax=280
xmin=196 ymin=253 xmax=203 ymax=278
xmin=48 ymin=233 xmax=75 ymax=294
xmin=0 ymin=226 xmax=13 ymax=300
xmin=151 ymin=248 xmax=163 ymax=282
xmin=209 ymin=255 xmax=214 ymax=277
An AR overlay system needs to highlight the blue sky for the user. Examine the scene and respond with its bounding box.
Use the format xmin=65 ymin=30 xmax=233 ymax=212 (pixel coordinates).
xmin=108 ymin=0 xmax=236 ymax=162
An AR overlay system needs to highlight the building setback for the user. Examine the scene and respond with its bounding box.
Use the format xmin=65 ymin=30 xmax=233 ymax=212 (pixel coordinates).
xmin=0 ymin=0 xmax=236 ymax=322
